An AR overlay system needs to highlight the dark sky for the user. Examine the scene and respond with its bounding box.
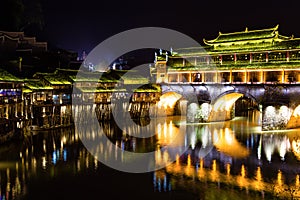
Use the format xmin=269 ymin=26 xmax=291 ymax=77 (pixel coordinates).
xmin=40 ymin=0 xmax=300 ymax=55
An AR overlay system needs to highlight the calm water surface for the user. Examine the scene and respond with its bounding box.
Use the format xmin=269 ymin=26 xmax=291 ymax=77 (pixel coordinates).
xmin=1 ymin=111 xmax=300 ymax=200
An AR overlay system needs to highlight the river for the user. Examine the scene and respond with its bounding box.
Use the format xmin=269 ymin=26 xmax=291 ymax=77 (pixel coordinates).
xmin=1 ymin=111 xmax=300 ymax=199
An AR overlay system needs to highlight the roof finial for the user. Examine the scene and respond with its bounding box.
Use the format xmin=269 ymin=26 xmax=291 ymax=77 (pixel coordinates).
xmin=219 ymin=31 xmax=222 ymax=35
xmin=245 ymin=27 xmax=248 ymax=32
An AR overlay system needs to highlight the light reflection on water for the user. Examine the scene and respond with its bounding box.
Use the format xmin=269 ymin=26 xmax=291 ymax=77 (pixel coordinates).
xmin=0 ymin=111 xmax=300 ymax=199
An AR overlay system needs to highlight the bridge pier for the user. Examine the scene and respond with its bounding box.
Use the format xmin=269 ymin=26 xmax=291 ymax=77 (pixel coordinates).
xmin=262 ymin=104 xmax=300 ymax=130
xmin=208 ymin=109 xmax=234 ymax=122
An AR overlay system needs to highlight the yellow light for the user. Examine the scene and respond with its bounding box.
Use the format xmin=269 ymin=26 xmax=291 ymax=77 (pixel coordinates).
xmin=212 ymin=160 xmax=216 ymax=171
xmin=296 ymin=174 xmax=299 ymax=187
xmin=187 ymin=154 xmax=191 ymax=167
xmin=256 ymin=166 xmax=262 ymax=182
xmin=156 ymin=147 xmax=162 ymax=164
xmin=157 ymin=123 xmax=161 ymax=139
xmin=164 ymin=121 xmax=167 ymax=138
xmin=169 ymin=120 xmax=173 ymax=137
xmin=214 ymin=128 xmax=249 ymax=158
xmin=176 ymin=154 xmax=180 ymax=166
xmin=157 ymin=92 xmax=182 ymax=111
xmin=293 ymin=105 xmax=300 ymax=117
xmin=200 ymin=159 xmax=203 ymax=169
xmin=225 ymin=128 xmax=233 ymax=144
xmin=292 ymin=139 xmax=300 ymax=160
xmin=277 ymin=170 xmax=283 ymax=186
xmin=198 ymin=160 xmax=205 ymax=180
xmin=241 ymin=164 xmax=246 ymax=178
xmin=210 ymin=160 xmax=219 ymax=182
xmin=226 ymin=163 xmax=231 ymax=176
xmin=212 ymin=93 xmax=243 ymax=112
xmin=254 ymin=166 xmax=264 ymax=190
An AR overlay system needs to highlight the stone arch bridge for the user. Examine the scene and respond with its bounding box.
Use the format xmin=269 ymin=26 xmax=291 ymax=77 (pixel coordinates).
xmin=160 ymin=83 xmax=300 ymax=130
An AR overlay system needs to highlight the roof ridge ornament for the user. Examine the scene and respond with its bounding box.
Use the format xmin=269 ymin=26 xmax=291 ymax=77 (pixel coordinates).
xmin=245 ymin=27 xmax=248 ymax=32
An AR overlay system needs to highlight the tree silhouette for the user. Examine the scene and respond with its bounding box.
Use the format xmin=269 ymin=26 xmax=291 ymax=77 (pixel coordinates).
xmin=0 ymin=0 xmax=44 ymax=32
xmin=21 ymin=0 xmax=44 ymax=32
xmin=0 ymin=0 xmax=24 ymax=31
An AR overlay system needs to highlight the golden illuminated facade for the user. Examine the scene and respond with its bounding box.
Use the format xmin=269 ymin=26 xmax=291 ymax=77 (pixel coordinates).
xmin=153 ymin=25 xmax=300 ymax=84
xmin=0 ymin=69 xmax=23 ymax=135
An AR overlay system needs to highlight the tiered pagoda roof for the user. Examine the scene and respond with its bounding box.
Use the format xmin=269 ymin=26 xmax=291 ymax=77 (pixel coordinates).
xmin=171 ymin=25 xmax=300 ymax=56
xmin=203 ymin=25 xmax=281 ymax=44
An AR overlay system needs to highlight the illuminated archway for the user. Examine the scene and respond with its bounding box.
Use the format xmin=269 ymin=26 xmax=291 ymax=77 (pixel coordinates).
xmin=212 ymin=92 xmax=244 ymax=112
xmin=157 ymin=92 xmax=183 ymax=116
xmin=209 ymin=91 xmax=258 ymax=122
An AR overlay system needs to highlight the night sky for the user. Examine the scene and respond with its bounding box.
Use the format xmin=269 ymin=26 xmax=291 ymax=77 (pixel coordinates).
xmin=39 ymin=0 xmax=300 ymax=55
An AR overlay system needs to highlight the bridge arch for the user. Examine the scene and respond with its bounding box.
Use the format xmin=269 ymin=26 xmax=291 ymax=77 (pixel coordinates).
xmin=156 ymin=91 xmax=186 ymax=116
xmin=159 ymin=85 xmax=205 ymax=119
xmin=160 ymin=84 xmax=204 ymax=103
xmin=209 ymin=90 xmax=259 ymax=122
xmin=211 ymin=90 xmax=258 ymax=105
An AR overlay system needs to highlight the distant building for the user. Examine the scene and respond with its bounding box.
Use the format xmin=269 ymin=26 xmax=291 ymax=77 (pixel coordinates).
xmin=0 ymin=31 xmax=47 ymax=55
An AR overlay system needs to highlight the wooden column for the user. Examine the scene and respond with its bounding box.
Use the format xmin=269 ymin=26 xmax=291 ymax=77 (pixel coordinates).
xmin=30 ymin=93 xmax=33 ymax=104
xmin=214 ymin=72 xmax=218 ymax=83
xmin=177 ymin=73 xmax=180 ymax=83
xmin=201 ymin=72 xmax=205 ymax=82
xmin=15 ymin=103 xmax=18 ymax=117
xmin=260 ymin=70 xmax=264 ymax=83
xmin=189 ymin=73 xmax=192 ymax=83
xmin=229 ymin=70 xmax=232 ymax=83
xmin=21 ymin=100 xmax=23 ymax=116
xmin=281 ymin=69 xmax=285 ymax=83
xmin=234 ymin=53 xmax=237 ymax=64
xmin=206 ymin=56 xmax=210 ymax=65
xmin=5 ymin=104 xmax=9 ymax=119
xmin=59 ymin=94 xmax=63 ymax=104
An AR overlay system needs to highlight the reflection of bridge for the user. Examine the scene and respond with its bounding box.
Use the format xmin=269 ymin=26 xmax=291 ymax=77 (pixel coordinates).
xmin=151 ymin=25 xmax=300 ymax=130
xmin=153 ymin=120 xmax=300 ymax=199
xmin=161 ymin=159 xmax=300 ymax=199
